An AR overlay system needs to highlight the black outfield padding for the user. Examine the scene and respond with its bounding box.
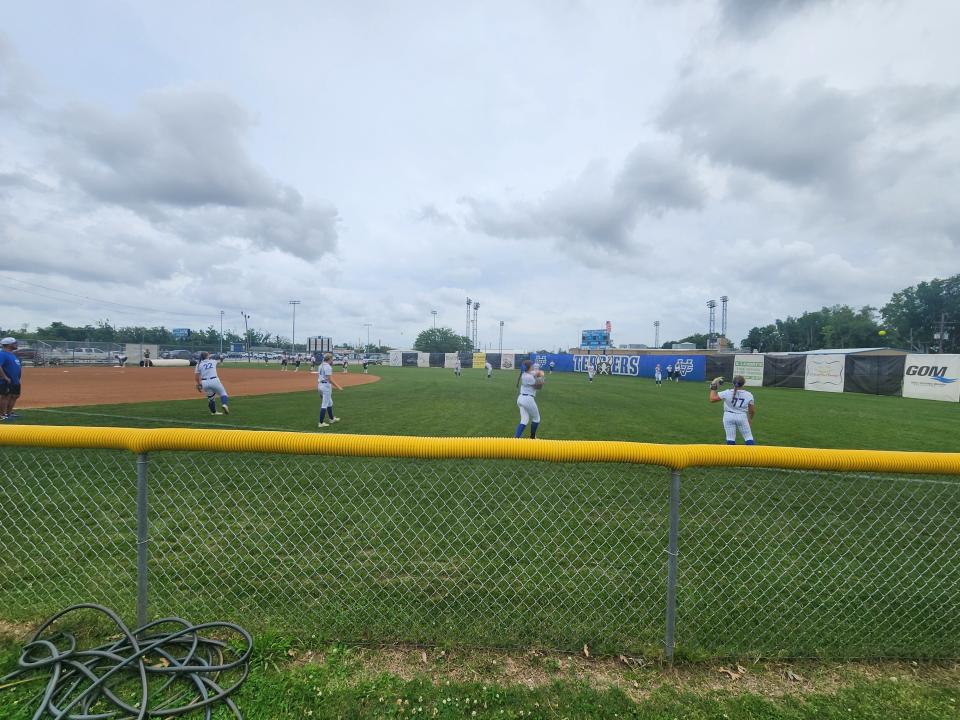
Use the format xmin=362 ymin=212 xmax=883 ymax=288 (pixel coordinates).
xmin=486 ymin=353 xmax=502 ymax=369
xmin=401 ymin=352 xmax=419 ymax=367
xmin=763 ymin=355 xmax=806 ymax=388
xmin=706 ymin=355 xmax=735 ymax=382
xmin=844 ymin=355 xmax=906 ymax=396
xmin=458 ymin=351 xmax=474 ymax=368
xmin=429 ymin=352 xmax=445 ymax=367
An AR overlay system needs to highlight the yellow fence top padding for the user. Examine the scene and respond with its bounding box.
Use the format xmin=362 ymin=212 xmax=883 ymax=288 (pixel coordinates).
xmin=2 ymin=425 xmax=960 ymax=475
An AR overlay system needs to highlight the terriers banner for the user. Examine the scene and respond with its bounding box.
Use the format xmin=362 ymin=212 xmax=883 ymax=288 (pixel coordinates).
xmin=733 ymin=354 xmax=764 ymax=387
xmin=804 ymin=354 xmax=845 ymax=392
xmin=528 ymin=353 xmax=705 ymax=381
xmin=902 ymin=354 xmax=960 ymax=402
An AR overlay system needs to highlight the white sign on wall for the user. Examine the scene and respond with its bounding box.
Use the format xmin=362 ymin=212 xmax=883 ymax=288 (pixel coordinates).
xmin=733 ymin=354 xmax=765 ymax=387
xmin=804 ymin=354 xmax=845 ymax=392
xmin=389 ymin=351 xmax=403 ymax=367
xmin=444 ymin=352 xmax=459 ymax=369
xmin=902 ymin=354 xmax=960 ymax=402
xmin=417 ymin=352 xmax=431 ymax=368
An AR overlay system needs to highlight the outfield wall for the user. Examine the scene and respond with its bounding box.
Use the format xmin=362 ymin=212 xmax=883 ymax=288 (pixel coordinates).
xmin=387 ymin=350 xmax=960 ymax=402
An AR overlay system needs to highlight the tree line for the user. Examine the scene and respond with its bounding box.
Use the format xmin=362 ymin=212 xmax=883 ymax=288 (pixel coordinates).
xmin=740 ymin=274 xmax=959 ymax=353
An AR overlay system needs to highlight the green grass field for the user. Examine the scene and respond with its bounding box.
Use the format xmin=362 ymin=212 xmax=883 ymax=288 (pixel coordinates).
xmin=2 ymin=366 xmax=959 ymax=717
xmin=20 ymin=364 xmax=960 ymax=451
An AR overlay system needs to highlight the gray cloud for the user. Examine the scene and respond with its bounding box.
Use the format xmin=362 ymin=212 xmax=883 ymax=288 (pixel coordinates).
xmin=460 ymin=143 xmax=705 ymax=254
xmin=659 ymin=74 xmax=870 ymax=187
xmin=717 ymin=0 xmax=834 ymax=37
xmin=48 ymin=88 xmax=339 ymax=260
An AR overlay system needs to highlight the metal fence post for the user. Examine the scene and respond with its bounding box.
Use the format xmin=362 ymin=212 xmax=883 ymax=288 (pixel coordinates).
xmin=136 ymin=452 xmax=149 ymax=628
xmin=664 ymin=468 xmax=681 ymax=661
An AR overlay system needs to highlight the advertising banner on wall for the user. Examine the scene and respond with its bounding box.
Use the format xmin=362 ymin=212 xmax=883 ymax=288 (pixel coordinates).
xmin=472 ymin=352 xmax=486 ymax=369
xmin=566 ymin=353 xmax=705 ymax=380
xmin=804 ymin=354 xmax=845 ymax=392
xmin=444 ymin=353 xmax=459 ymax=369
xmin=733 ymin=355 xmax=765 ymax=387
xmin=500 ymin=352 xmax=517 ymax=370
xmin=401 ymin=352 xmax=419 ymax=367
xmin=389 ymin=351 xmax=403 ymax=367
xmin=428 ymin=352 xmax=445 ymax=367
xmin=416 ymin=352 xmax=430 ymax=368
xmin=902 ymin=354 xmax=960 ymax=402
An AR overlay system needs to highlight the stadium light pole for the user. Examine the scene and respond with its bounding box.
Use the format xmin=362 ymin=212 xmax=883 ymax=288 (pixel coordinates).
xmin=219 ymin=310 xmax=224 ymax=355
xmin=364 ymin=323 xmax=372 ymax=351
xmin=654 ymin=320 xmax=660 ymax=349
xmin=289 ymin=300 xmax=301 ymax=354
xmin=499 ymin=320 xmax=504 ymax=358
xmin=242 ymin=311 xmax=251 ymax=363
xmin=431 ymin=310 xmax=437 ymax=328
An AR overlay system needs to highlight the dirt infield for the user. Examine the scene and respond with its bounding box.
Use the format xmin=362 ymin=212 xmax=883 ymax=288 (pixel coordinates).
xmin=16 ymin=367 xmax=380 ymax=409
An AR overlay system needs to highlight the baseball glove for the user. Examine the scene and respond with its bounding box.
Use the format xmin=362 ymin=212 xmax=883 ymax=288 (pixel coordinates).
xmin=709 ymin=376 xmax=725 ymax=390
xmin=196 ymin=382 xmax=203 ymax=393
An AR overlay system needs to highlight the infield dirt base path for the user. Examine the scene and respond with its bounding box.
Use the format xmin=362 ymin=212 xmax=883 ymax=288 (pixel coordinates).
xmin=17 ymin=367 xmax=380 ymax=409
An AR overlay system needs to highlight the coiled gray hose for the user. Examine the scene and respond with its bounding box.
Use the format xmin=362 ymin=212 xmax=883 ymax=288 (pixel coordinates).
xmin=1 ymin=603 xmax=253 ymax=719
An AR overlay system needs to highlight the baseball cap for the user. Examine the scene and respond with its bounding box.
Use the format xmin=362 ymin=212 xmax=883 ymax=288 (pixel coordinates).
xmin=0 ymin=337 xmax=16 ymax=346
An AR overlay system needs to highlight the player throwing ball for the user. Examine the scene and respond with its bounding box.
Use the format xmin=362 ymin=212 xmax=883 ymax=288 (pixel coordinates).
xmin=709 ymin=375 xmax=756 ymax=445
xmin=514 ymin=359 xmax=544 ymax=439
xmin=195 ymin=351 xmax=229 ymax=415
xmin=317 ymin=352 xmax=343 ymax=428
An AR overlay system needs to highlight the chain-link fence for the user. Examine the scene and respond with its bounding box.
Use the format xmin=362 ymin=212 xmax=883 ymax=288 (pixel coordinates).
xmin=1 ymin=442 xmax=958 ymax=660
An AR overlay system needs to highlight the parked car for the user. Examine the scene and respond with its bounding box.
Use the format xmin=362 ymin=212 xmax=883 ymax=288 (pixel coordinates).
xmin=162 ymin=349 xmax=192 ymax=361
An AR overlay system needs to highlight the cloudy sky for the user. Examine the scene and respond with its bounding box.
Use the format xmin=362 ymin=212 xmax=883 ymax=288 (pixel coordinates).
xmin=1 ymin=0 xmax=958 ymax=350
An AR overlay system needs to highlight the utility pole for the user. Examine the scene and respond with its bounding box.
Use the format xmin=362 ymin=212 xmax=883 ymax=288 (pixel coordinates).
xmin=364 ymin=323 xmax=372 ymax=351
xmin=219 ymin=310 xmax=224 ymax=355
xmin=288 ymin=300 xmax=301 ymax=354
xmin=431 ymin=310 xmax=437 ymax=329
xmin=465 ymin=297 xmax=472 ymax=342
xmin=498 ymin=320 xmax=504 ymax=358
xmin=654 ymin=320 xmax=660 ymax=349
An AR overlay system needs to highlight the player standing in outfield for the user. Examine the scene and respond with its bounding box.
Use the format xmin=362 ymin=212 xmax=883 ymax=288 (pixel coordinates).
xmin=280 ymin=354 xmax=289 ymax=371
xmin=586 ymin=361 xmax=595 ymax=382
xmin=485 ymin=360 xmax=493 ymax=379
xmin=709 ymin=375 xmax=756 ymax=445
xmin=294 ymin=354 xmax=302 ymax=372
xmin=317 ymin=352 xmax=343 ymax=428
xmin=654 ymin=363 xmax=662 ymax=387
xmin=666 ymin=363 xmax=673 ymax=383
xmin=0 ymin=337 xmax=23 ymax=421
xmin=514 ymin=359 xmax=544 ymax=439
xmin=195 ymin=351 xmax=229 ymax=415
xmin=548 ymin=360 xmax=555 ymax=374
xmin=341 ymin=358 xmax=349 ymax=373
xmin=454 ymin=356 xmax=462 ymax=377
xmin=362 ymin=358 xmax=369 ymax=374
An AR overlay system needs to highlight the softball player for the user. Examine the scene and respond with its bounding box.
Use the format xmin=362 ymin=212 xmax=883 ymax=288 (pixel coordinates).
xmin=654 ymin=363 xmax=662 ymax=386
xmin=709 ymin=374 xmax=756 ymax=444
xmin=514 ymin=359 xmax=543 ymax=439
xmin=586 ymin=361 xmax=595 ymax=382
xmin=195 ymin=351 xmax=229 ymax=415
xmin=485 ymin=360 xmax=493 ymax=379
xmin=318 ymin=352 xmax=343 ymax=427
xmin=280 ymin=354 xmax=289 ymax=371
xmin=454 ymin=357 xmax=462 ymax=377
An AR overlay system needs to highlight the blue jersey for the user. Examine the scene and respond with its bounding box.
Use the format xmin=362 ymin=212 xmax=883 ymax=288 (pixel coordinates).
xmin=0 ymin=350 xmax=22 ymax=384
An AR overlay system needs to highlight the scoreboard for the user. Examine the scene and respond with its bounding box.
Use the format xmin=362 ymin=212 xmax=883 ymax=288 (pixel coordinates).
xmin=581 ymin=329 xmax=611 ymax=348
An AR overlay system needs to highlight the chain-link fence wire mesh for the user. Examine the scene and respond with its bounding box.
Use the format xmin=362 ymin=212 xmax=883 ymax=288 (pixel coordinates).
xmin=676 ymin=467 xmax=960 ymax=659
xmin=2 ymin=447 xmax=959 ymax=659
xmin=0 ymin=448 xmax=137 ymax=621
xmin=146 ymin=453 xmax=668 ymax=654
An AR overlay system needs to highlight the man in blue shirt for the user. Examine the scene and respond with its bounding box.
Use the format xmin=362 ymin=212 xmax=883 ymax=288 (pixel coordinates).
xmin=0 ymin=337 xmax=23 ymax=420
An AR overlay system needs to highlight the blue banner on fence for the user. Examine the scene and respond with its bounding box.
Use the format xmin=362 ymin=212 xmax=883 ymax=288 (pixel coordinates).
xmin=523 ymin=353 xmax=705 ymax=381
